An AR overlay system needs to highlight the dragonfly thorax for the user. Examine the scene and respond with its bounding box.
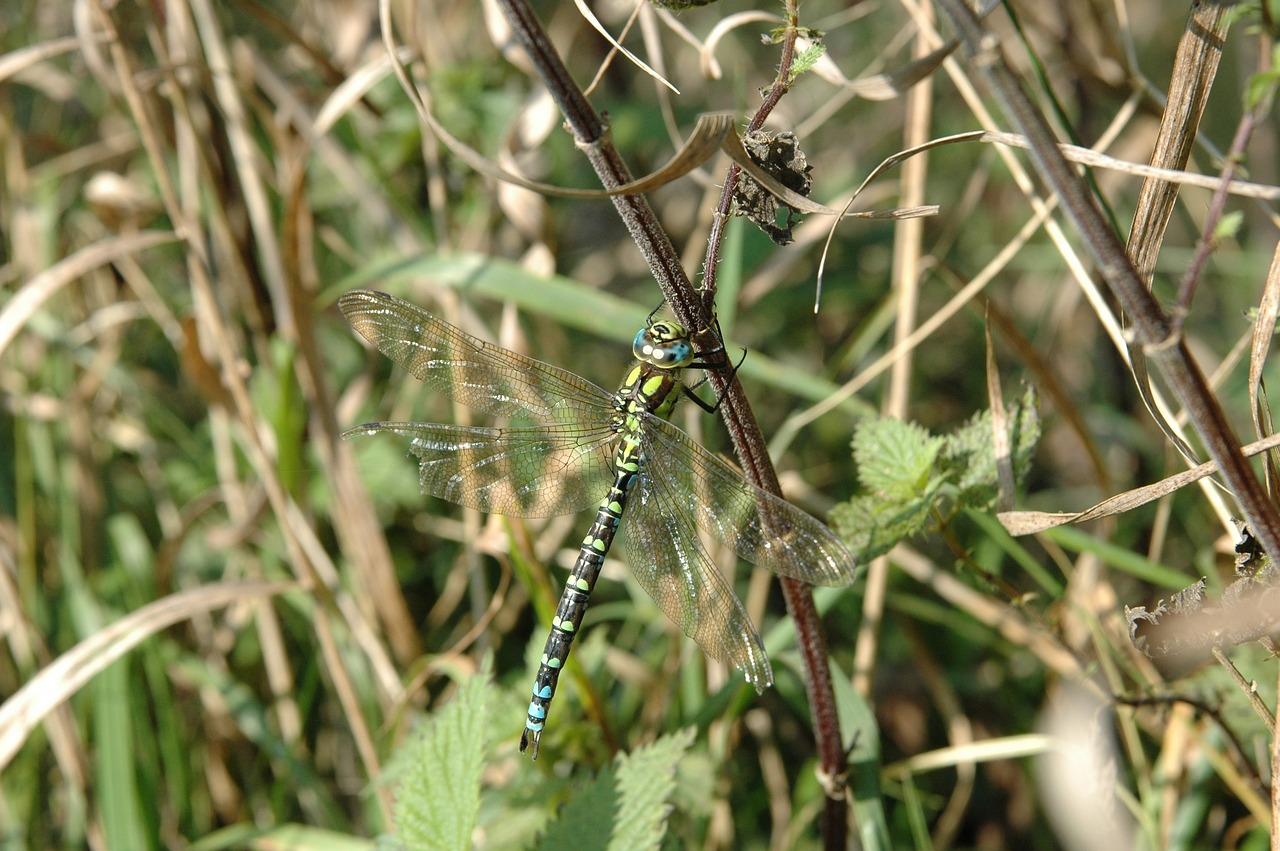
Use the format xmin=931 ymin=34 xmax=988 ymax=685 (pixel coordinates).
xmin=610 ymin=362 xmax=683 ymax=433
xmin=633 ymin=320 xmax=694 ymax=369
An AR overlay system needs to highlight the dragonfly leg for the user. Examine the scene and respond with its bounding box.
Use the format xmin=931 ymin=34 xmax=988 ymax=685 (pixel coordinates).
xmin=683 ymin=346 xmax=746 ymax=413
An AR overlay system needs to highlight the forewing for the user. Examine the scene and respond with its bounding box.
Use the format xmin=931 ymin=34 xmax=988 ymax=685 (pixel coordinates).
xmin=346 ymin=421 xmax=614 ymax=518
xmin=620 ymin=462 xmax=773 ymax=691
xmin=641 ymin=416 xmax=860 ymax=585
xmin=340 ymin=290 xmax=611 ymax=424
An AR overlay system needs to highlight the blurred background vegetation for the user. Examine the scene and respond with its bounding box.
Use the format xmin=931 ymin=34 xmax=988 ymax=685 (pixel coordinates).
xmin=2 ymin=0 xmax=1279 ymax=848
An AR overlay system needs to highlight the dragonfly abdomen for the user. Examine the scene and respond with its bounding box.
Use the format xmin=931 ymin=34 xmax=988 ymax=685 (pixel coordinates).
xmin=519 ymin=460 xmax=638 ymax=757
xmin=519 ymin=366 xmax=679 ymax=758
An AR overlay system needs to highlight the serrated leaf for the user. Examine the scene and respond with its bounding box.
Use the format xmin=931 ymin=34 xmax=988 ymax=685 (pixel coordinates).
xmin=611 ymin=728 xmax=695 ymax=850
xmin=537 ymin=728 xmax=694 ymax=851
xmin=394 ymin=661 xmax=492 ymax=851
xmin=1244 ymin=46 xmax=1280 ymax=112
xmin=536 ymin=766 xmax=619 ymax=851
xmin=833 ymin=391 xmax=1039 ymax=557
xmin=828 ymin=491 xmax=932 ymax=560
xmin=939 ymin=410 xmax=999 ymax=505
xmin=939 ymin=386 xmax=1040 ymax=512
xmin=671 ymin=746 xmax=716 ymax=820
xmin=1213 ymin=209 xmax=1245 ymax=243
xmin=852 ymin=417 xmax=942 ymax=497
xmin=788 ymin=42 xmax=827 ymax=85
xmin=1009 ymin=387 xmax=1041 ymax=476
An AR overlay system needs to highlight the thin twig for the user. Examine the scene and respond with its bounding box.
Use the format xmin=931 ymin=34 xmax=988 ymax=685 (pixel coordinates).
xmin=1173 ymin=48 xmax=1273 ymax=319
xmin=1212 ymin=646 xmax=1276 ymax=736
xmin=1114 ymin=692 xmax=1262 ymax=786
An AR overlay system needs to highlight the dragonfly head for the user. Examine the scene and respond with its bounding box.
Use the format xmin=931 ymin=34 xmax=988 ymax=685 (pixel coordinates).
xmin=633 ymin=319 xmax=694 ymax=369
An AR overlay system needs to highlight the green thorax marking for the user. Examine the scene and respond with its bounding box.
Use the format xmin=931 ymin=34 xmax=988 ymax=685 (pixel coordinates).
xmin=613 ymin=318 xmax=696 ymax=435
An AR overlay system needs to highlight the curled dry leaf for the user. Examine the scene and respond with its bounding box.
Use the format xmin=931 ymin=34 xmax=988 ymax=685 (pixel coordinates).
xmin=732 ymin=130 xmax=813 ymax=245
xmin=998 ymin=432 xmax=1280 ymax=536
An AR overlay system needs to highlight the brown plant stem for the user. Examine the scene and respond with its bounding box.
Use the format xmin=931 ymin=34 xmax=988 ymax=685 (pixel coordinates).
xmin=698 ymin=3 xmax=852 ymax=845
xmin=495 ymin=0 xmax=704 ymax=329
xmin=1173 ymin=40 xmax=1274 ymax=319
xmin=493 ymin=0 xmax=849 ymax=846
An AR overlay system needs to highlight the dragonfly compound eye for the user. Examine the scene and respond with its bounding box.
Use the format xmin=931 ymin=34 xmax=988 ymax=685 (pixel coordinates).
xmin=634 ymin=323 xmax=694 ymax=367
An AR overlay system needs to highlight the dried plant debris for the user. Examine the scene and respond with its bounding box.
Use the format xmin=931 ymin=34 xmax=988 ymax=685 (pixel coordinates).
xmin=648 ymin=0 xmax=718 ymax=8
xmin=1126 ymin=527 xmax=1280 ymax=660
xmin=1233 ymin=523 xmax=1267 ymax=578
xmin=1125 ymin=580 xmax=1209 ymax=658
xmin=732 ymin=130 xmax=813 ymax=245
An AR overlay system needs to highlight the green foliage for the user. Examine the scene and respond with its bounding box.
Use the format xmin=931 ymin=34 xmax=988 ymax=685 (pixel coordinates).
xmin=1245 ymin=52 xmax=1280 ymax=113
xmin=835 ymin=674 xmax=892 ymax=850
xmin=392 ymin=660 xmax=494 ymax=851
xmin=1227 ymin=1 xmax=1280 ymax=39
xmin=1213 ymin=209 xmax=1246 ymax=243
xmin=788 ymin=41 xmax=828 ymax=86
xmin=830 ymin=387 xmax=1040 ymax=558
xmin=383 ymin=671 xmax=696 ymax=851
xmin=6 ymin=1 xmax=1276 ymax=848
xmin=537 ymin=728 xmax=694 ymax=851
xmin=830 ymin=419 xmax=943 ymax=560
xmin=854 ymin=418 xmax=943 ymax=497
xmin=96 ymin=662 xmax=149 ymax=851
xmin=938 ymin=386 xmax=1040 ymax=508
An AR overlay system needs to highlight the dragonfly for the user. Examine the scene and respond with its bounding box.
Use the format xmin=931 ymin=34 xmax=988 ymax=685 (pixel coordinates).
xmin=339 ymin=289 xmax=859 ymax=758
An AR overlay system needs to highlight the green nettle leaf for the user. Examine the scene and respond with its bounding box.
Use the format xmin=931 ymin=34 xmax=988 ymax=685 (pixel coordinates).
xmin=937 ymin=416 xmax=996 ymax=506
xmin=1213 ymin=210 xmax=1245 ymax=243
xmin=833 ymin=388 xmax=1040 ymax=557
xmin=852 ymin=417 xmax=943 ymax=498
xmin=938 ymin=386 xmax=1041 ymax=511
xmin=788 ymin=42 xmax=827 ymax=85
xmin=611 ymin=728 xmax=695 ymax=849
xmin=537 ymin=766 xmax=620 ymax=851
xmin=1244 ymin=45 xmax=1280 ymax=112
xmin=537 ymin=728 xmax=695 ymax=851
xmin=393 ymin=661 xmax=493 ymax=851
xmin=829 ymin=492 xmax=934 ymax=562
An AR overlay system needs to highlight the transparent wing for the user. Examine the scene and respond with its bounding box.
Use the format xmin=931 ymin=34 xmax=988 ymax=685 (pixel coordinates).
xmin=345 ymin=421 xmax=615 ymax=518
xmin=620 ymin=466 xmax=774 ymax=690
xmin=641 ymin=415 xmax=860 ymax=585
xmin=340 ymin=290 xmax=613 ymax=424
